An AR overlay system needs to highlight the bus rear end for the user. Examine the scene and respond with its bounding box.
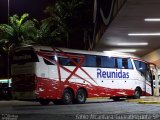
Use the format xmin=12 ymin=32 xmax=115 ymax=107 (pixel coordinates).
xmin=11 ymin=46 xmax=38 ymax=100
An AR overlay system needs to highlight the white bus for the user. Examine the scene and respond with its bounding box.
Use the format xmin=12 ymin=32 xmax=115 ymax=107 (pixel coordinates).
xmin=11 ymin=45 xmax=154 ymax=105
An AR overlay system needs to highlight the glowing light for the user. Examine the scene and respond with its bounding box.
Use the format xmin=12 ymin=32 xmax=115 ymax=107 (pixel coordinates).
xmin=109 ymin=49 xmax=136 ymax=53
xmin=144 ymin=18 xmax=160 ymax=22
xmin=117 ymin=42 xmax=148 ymax=46
xmin=128 ymin=33 xmax=160 ymax=36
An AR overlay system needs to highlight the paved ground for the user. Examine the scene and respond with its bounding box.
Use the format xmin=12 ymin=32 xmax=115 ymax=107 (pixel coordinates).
xmin=1 ymin=98 xmax=160 ymax=120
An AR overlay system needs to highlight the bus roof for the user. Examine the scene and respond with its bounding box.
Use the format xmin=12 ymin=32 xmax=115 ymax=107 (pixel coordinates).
xmin=15 ymin=45 xmax=148 ymax=63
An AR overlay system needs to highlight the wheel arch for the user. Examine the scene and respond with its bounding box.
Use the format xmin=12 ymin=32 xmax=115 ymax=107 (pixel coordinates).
xmin=134 ymin=86 xmax=142 ymax=99
xmin=135 ymin=86 xmax=142 ymax=95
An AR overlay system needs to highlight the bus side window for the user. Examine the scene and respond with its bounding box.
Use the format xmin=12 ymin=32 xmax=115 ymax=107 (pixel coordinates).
xmin=101 ymin=56 xmax=107 ymax=67
xmin=71 ymin=58 xmax=79 ymax=66
xmin=59 ymin=57 xmax=70 ymax=66
xmin=43 ymin=56 xmax=55 ymax=65
xmin=85 ymin=55 xmax=96 ymax=67
xmin=59 ymin=57 xmax=79 ymax=66
xmin=107 ymin=57 xmax=116 ymax=68
xmin=122 ymin=58 xmax=128 ymax=69
xmin=101 ymin=56 xmax=116 ymax=68
xmin=117 ymin=58 xmax=133 ymax=69
xmin=44 ymin=59 xmax=54 ymax=65
xmin=117 ymin=58 xmax=122 ymax=69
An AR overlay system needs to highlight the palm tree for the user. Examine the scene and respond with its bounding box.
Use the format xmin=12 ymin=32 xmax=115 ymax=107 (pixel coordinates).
xmin=33 ymin=18 xmax=66 ymax=46
xmin=0 ymin=13 xmax=37 ymax=50
xmin=0 ymin=13 xmax=37 ymax=79
xmin=44 ymin=0 xmax=85 ymax=48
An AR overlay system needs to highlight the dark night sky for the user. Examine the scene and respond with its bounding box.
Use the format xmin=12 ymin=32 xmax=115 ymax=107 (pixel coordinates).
xmin=0 ymin=0 xmax=54 ymax=23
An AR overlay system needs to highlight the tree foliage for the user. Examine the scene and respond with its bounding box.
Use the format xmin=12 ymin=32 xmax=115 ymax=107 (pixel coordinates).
xmin=0 ymin=1 xmax=94 ymax=78
xmin=0 ymin=13 xmax=37 ymax=51
xmin=43 ymin=0 xmax=87 ymax=48
xmin=0 ymin=0 xmax=93 ymax=49
xmin=33 ymin=17 xmax=66 ymax=46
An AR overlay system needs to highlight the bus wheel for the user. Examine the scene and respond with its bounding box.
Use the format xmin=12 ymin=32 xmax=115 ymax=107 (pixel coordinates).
xmin=62 ymin=89 xmax=73 ymax=105
xmin=133 ymin=88 xmax=141 ymax=99
xmin=39 ymin=99 xmax=50 ymax=105
xmin=75 ymin=89 xmax=87 ymax=104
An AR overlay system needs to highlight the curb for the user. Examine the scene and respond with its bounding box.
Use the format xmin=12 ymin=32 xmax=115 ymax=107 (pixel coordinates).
xmin=125 ymin=99 xmax=144 ymax=102
xmin=126 ymin=98 xmax=160 ymax=104
xmin=139 ymin=101 xmax=160 ymax=104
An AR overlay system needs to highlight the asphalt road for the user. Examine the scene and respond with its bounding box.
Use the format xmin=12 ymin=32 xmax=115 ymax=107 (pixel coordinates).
xmin=0 ymin=99 xmax=160 ymax=120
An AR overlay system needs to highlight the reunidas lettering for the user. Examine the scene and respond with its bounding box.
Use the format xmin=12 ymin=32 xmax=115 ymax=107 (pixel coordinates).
xmin=97 ymin=69 xmax=129 ymax=78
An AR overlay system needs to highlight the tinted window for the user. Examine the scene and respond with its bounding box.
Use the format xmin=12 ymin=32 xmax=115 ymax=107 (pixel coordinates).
xmin=116 ymin=58 xmax=133 ymax=69
xmin=134 ymin=60 xmax=148 ymax=72
xmin=59 ymin=57 xmax=79 ymax=66
xmin=83 ymin=55 xmax=96 ymax=67
xmin=117 ymin=58 xmax=122 ymax=68
xmin=12 ymin=50 xmax=39 ymax=64
xmin=59 ymin=57 xmax=71 ymax=66
xmin=134 ymin=60 xmax=152 ymax=81
xmin=101 ymin=56 xmax=116 ymax=68
xmin=43 ymin=56 xmax=55 ymax=65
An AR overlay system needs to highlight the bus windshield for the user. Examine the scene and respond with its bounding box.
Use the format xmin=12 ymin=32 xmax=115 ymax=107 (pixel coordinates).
xmin=134 ymin=60 xmax=152 ymax=81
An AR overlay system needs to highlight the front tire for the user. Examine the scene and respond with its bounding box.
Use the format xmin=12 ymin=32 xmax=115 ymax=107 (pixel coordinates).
xmin=75 ymin=89 xmax=87 ymax=104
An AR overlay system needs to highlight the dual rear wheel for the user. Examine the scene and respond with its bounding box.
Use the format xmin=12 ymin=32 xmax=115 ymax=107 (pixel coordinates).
xmin=39 ymin=89 xmax=87 ymax=105
xmin=75 ymin=89 xmax=87 ymax=104
xmin=62 ymin=89 xmax=87 ymax=104
xmin=52 ymin=88 xmax=87 ymax=105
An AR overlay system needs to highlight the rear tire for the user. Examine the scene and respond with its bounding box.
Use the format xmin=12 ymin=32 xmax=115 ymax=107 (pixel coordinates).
xmin=75 ymin=89 xmax=86 ymax=104
xmin=39 ymin=99 xmax=50 ymax=105
xmin=62 ymin=89 xmax=73 ymax=105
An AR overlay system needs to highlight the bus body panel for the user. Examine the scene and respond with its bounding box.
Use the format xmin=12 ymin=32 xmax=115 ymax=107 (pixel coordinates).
xmin=11 ymin=46 xmax=154 ymax=101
